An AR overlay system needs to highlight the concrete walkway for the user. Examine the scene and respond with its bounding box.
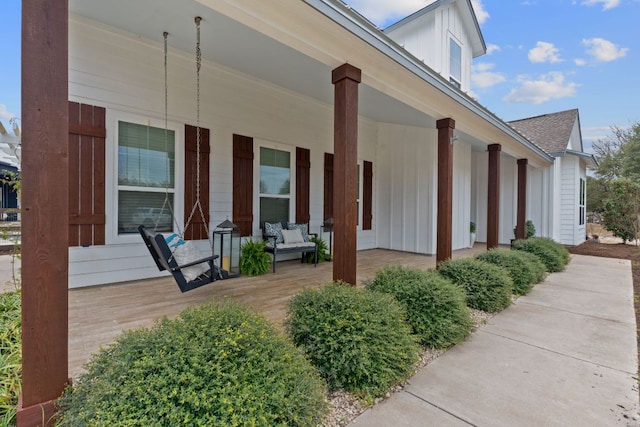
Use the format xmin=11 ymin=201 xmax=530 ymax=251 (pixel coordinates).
xmin=351 ymin=255 xmax=640 ymax=426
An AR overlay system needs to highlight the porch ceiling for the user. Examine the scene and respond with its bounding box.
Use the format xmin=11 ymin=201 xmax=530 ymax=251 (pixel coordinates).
xmin=69 ymin=0 xmax=433 ymax=128
xmin=69 ymin=0 xmax=551 ymax=166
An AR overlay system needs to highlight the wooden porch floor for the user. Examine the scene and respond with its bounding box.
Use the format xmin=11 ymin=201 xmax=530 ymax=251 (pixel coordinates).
xmin=69 ymin=246 xmax=487 ymax=378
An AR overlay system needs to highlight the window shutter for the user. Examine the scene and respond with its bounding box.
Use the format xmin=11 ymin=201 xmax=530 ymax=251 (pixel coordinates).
xmin=184 ymin=124 xmax=210 ymax=240
xmin=324 ymin=153 xmax=333 ymax=221
xmin=233 ymin=134 xmax=254 ymax=236
xmin=296 ymin=147 xmax=311 ymax=224
xmin=363 ymin=160 xmax=373 ymax=230
xmin=68 ymin=101 xmax=106 ymax=247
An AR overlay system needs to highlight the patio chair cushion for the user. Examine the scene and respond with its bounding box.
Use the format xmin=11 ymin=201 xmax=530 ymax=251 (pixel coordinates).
xmin=287 ymin=223 xmax=310 ymax=242
xmin=165 ymin=234 xmax=210 ymax=281
xmin=264 ymin=222 xmax=285 ymax=244
xmin=282 ymin=228 xmax=305 ymax=244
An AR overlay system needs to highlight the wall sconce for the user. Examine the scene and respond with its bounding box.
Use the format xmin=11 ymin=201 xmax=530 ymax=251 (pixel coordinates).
xmin=450 ymin=134 xmax=459 ymax=144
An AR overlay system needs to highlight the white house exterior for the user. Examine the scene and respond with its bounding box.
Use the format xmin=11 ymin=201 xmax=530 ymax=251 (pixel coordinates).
xmin=62 ymin=0 xmax=570 ymax=288
xmin=509 ymin=109 xmax=596 ymax=246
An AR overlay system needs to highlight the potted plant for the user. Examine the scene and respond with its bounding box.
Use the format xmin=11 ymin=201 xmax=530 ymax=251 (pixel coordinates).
xmin=469 ymin=221 xmax=476 ymax=248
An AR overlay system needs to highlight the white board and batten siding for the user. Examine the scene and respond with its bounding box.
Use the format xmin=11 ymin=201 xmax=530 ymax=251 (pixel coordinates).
xmin=472 ymin=151 xmax=518 ymax=245
xmin=68 ymin=16 xmax=378 ymax=287
xmin=376 ymin=123 xmax=438 ymax=255
xmin=527 ymin=165 xmax=554 ymax=239
xmin=376 ymin=124 xmax=474 ymax=255
xmin=558 ymin=155 xmax=586 ymax=246
xmin=385 ymin=3 xmax=474 ymax=92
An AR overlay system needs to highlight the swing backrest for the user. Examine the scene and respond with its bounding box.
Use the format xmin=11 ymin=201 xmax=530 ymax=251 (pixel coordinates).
xmin=139 ymin=225 xmax=172 ymax=272
xmin=138 ymin=225 xmax=218 ymax=292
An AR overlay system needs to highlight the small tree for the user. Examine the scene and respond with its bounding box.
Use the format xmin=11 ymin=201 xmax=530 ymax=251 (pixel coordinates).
xmin=602 ymin=178 xmax=640 ymax=243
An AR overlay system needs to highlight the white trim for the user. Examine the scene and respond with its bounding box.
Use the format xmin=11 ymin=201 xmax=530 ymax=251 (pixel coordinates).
xmin=106 ymin=109 xmax=185 ymax=245
xmin=253 ymin=139 xmax=296 ymax=236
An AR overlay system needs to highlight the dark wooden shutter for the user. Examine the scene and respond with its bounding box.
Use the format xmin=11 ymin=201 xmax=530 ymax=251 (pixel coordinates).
xmin=363 ymin=160 xmax=373 ymax=230
xmin=296 ymin=147 xmax=311 ymax=224
xmin=323 ymin=153 xmax=334 ymax=221
xmin=233 ymin=134 xmax=254 ymax=236
xmin=68 ymin=101 xmax=106 ymax=247
xmin=184 ymin=124 xmax=210 ymax=240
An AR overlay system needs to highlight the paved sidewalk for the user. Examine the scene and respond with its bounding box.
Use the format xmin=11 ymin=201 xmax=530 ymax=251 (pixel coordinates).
xmin=351 ymin=255 xmax=640 ymax=426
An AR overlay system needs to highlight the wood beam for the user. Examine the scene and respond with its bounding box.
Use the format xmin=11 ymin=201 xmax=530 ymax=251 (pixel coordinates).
xmin=332 ymin=63 xmax=361 ymax=285
xmin=18 ymin=1 xmax=69 ymax=425
xmin=487 ymin=144 xmax=501 ymax=249
xmin=515 ymin=159 xmax=528 ymax=240
xmin=436 ymin=118 xmax=455 ymax=265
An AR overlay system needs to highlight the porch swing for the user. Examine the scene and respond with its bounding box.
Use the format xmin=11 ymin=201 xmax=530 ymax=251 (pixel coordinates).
xmin=139 ymin=17 xmax=223 ymax=293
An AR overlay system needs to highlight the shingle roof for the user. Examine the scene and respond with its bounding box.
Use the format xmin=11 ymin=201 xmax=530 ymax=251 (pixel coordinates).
xmin=508 ymin=109 xmax=579 ymax=155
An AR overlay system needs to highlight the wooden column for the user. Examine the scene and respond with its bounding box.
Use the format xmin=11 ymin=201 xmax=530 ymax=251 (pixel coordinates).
xmin=436 ymin=118 xmax=455 ymax=264
xmin=332 ymin=63 xmax=361 ymax=285
xmin=487 ymin=144 xmax=501 ymax=249
xmin=18 ymin=1 xmax=69 ymax=426
xmin=515 ymin=159 xmax=528 ymax=240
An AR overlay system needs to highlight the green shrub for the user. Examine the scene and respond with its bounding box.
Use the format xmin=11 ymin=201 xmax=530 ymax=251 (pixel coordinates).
xmin=476 ymin=249 xmax=546 ymax=295
xmin=437 ymin=258 xmax=513 ymax=313
xmin=56 ymin=301 xmax=327 ymax=427
xmin=0 ymin=291 xmax=21 ymax=426
xmin=286 ymin=283 xmax=419 ymax=399
xmin=366 ymin=266 xmax=473 ymax=349
xmin=512 ymin=237 xmax=570 ymax=272
xmin=514 ymin=220 xmax=536 ymax=239
xmin=303 ymin=236 xmax=330 ymax=263
xmin=240 ymin=239 xmax=271 ymax=276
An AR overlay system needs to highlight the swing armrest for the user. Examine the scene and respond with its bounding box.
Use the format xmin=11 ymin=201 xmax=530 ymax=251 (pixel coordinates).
xmin=169 ymin=254 xmax=218 ymax=272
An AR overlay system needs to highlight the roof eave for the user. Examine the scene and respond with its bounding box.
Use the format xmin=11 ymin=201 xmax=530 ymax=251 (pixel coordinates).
xmin=305 ymin=0 xmax=553 ymax=163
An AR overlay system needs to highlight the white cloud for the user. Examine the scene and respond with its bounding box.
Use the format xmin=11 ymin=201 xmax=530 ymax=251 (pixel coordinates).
xmin=581 ymin=0 xmax=621 ymax=10
xmin=470 ymin=0 xmax=489 ymax=25
xmin=528 ymin=41 xmax=562 ymax=63
xmin=503 ymin=72 xmax=578 ymax=104
xmin=472 ymin=63 xmax=506 ymax=88
xmin=0 ymin=105 xmax=16 ymax=121
xmin=574 ymin=58 xmax=587 ymax=66
xmin=582 ymin=37 xmax=628 ymax=62
xmin=486 ymin=44 xmax=501 ymax=54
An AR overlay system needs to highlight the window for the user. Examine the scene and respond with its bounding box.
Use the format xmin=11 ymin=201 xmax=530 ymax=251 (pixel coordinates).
xmin=579 ymin=178 xmax=586 ymax=226
xmin=259 ymin=146 xmax=291 ymax=225
xmin=117 ymin=121 xmax=175 ymax=234
xmin=449 ymin=38 xmax=462 ymax=88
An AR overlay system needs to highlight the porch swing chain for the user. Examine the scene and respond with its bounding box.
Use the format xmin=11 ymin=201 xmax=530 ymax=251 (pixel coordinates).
xmin=183 ymin=16 xmax=211 ymax=242
xmin=156 ymin=31 xmax=179 ymax=233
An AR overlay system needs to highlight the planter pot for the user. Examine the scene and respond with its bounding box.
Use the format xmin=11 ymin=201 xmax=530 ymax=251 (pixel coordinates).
xmin=470 ymin=232 xmax=476 ymax=248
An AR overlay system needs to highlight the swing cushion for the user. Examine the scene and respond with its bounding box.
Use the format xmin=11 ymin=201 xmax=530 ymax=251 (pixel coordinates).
xmin=165 ymin=234 xmax=211 ymax=282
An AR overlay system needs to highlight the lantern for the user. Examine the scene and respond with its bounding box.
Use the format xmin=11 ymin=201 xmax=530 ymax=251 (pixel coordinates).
xmin=213 ymin=219 xmax=241 ymax=278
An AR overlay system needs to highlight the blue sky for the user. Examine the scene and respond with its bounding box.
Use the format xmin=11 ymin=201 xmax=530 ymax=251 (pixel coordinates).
xmin=1 ymin=0 xmax=638 ymax=151
xmin=344 ymin=0 xmax=639 ymax=150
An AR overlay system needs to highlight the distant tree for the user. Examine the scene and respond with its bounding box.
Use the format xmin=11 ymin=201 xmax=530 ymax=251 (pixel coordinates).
xmin=620 ymin=123 xmax=640 ymax=181
xmin=601 ymin=178 xmax=640 ymax=243
xmin=586 ymin=176 xmax=607 ymax=213
xmin=593 ymin=122 xmax=640 ymax=184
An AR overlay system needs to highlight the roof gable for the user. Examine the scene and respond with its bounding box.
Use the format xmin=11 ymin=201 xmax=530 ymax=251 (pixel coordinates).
xmin=508 ymin=109 xmax=580 ymax=155
xmin=383 ymin=0 xmax=486 ymax=57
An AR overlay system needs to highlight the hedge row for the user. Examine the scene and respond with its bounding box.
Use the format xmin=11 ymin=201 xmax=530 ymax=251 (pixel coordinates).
xmin=512 ymin=237 xmax=570 ymax=272
xmin=57 ymin=239 xmax=568 ymax=422
xmin=57 ymin=301 xmax=327 ymax=426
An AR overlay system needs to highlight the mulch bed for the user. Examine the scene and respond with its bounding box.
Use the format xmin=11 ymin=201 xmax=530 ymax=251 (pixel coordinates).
xmin=567 ymin=242 xmax=640 ymax=397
